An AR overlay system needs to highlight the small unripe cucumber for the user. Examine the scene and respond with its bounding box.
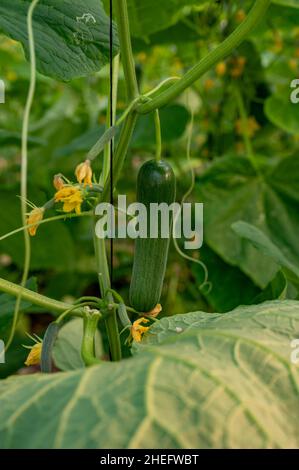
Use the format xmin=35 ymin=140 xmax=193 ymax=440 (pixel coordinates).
xmin=129 ymin=159 xmax=176 ymax=312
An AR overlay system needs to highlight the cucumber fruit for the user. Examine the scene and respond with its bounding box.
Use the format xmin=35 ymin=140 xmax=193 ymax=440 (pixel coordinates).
xmin=129 ymin=159 xmax=176 ymax=312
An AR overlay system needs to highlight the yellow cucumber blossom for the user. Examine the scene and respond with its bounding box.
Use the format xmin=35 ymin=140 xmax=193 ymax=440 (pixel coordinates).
xmin=75 ymin=159 xmax=93 ymax=187
xmin=216 ymin=61 xmax=227 ymax=77
xmin=235 ymin=116 xmax=260 ymax=138
xmin=27 ymin=207 xmax=45 ymax=237
xmin=53 ymin=174 xmax=65 ymax=190
xmin=55 ymin=186 xmax=83 ymax=214
xmin=145 ymin=303 xmax=162 ymax=318
xmin=130 ymin=317 xmax=150 ymax=343
xmin=25 ymin=342 xmax=42 ymax=367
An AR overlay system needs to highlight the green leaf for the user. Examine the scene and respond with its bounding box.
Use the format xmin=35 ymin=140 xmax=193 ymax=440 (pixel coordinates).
xmin=0 ymin=129 xmax=46 ymax=147
xmin=265 ymin=92 xmax=299 ymax=135
xmin=192 ymin=246 xmax=259 ymax=313
xmin=232 ymin=221 xmax=299 ymax=288
xmin=0 ymin=0 xmax=119 ymax=81
xmin=1 ymin=300 xmax=299 ymax=448
xmin=272 ymin=0 xmax=299 ymax=8
xmin=132 ymin=104 xmax=190 ymax=148
xmin=52 ymin=318 xmax=103 ymax=371
xmin=127 ymin=0 xmax=206 ymax=38
xmin=251 ymin=271 xmax=288 ymax=304
xmin=196 ymin=155 xmax=299 ymax=288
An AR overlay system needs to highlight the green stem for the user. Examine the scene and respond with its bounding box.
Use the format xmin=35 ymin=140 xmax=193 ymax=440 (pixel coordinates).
xmin=0 ymin=211 xmax=93 ymax=243
xmin=114 ymin=0 xmax=139 ymax=100
xmin=136 ymin=0 xmax=271 ymax=114
xmin=93 ymin=232 xmax=122 ymax=361
xmin=154 ymin=110 xmax=162 ymax=163
xmin=0 ymin=276 xmax=84 ymax=316
xmin=100 ymin=54 xmax=120 ymax=186
xmin=81 ymin=313 xmax=102 ymax=366
xmin=7 ymin=0 xmax=39 ymax=351
xmin=102 ymin=112 xmax=137 ymax=201
xmin=235 ymin=87 xmax=255 ymax=164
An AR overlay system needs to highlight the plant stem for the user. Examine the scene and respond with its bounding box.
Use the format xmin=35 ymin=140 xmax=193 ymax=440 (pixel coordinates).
xmin=100 ymin=54 xmax=120 ymax=186
xmin=235 ymin=87 xmax=255 ymax=165
xmin=154 ymin=110 xmax=162 ymax=163
xmin=6 ymin=0 xmax=39 ymax=351
xmin=0 ymin=276 xmax=83 ymax=316
xmin=93 ymin=232 xmax=122 ymax=361
xmin=0 ymin=211 xmax=93 ymax=242
xmin=81 ymin=313 xmax=102 ymax=366
xmin=136 ymin=0 xmax=271 ymax=113
xmin=102 ymin=112 xmax=137 ymax=201
xmin=114 ymin=0 xmax=139 ymax=100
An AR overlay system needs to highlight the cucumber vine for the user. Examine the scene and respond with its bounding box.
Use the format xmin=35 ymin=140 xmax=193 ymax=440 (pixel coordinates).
xmin=0 ymin=0 xmax=272 ymax=366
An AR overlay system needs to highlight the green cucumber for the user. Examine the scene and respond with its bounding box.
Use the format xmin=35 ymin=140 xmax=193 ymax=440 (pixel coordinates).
xmin=129 ymin=159 xmax=176 ymax=312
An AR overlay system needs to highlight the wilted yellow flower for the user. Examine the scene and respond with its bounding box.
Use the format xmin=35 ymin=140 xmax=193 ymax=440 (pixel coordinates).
xmin=216 ymin=61 xmax=227 ymax=77
xmin=55 ymin=186 xmax=83 ymax=214
xmin=289 ymin=59 xmax=298 ymax=72
xmin=130 ymin=317 xmax=150 ymax=343
xmin=230 ymin=56 xmax=247 ymax=78
xmin=25 ymin=342 xmax=42 ymax=366
xmin=75 ymin=159 xmax=93 ymax=187
xmin=272 ymin=31 xmax=283 ymax=53
xmin=235 ymin=9 xmax=246 ymax=23
xmin=204 ymin=78 xmax=215 ymax=91
xmin=53 ymin=174 xmax=65 ymax=190
xmin=145 ymin=303 xmax=162 ymax=318
xmin=27 ymin=207 xmax=45 ymax=236
xmin=137 ymin=52 xmax=147 ymax=63
xmin=235 ymin=116 xmax=260 ymax=138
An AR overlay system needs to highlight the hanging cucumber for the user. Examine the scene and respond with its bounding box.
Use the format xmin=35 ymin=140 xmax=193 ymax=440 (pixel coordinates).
xmin=129 ymin=159 xmax=176 ymax=312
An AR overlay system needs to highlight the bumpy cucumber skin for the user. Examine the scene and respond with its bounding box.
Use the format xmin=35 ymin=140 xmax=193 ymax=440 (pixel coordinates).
xmin=129 ymin=159 xmax=176 ymax=312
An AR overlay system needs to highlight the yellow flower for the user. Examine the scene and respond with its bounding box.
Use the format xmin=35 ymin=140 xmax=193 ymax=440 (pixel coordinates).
xmin=25 ymin=342 xmax=42 ymax=366
xmin=130 ymin=318 xmax=150 ymax=343
xmin=55 ymin=186 xmax=83 ymax=214
xmin=235 ymin=116 xmax=260 ymax=138
xmin=144 ymin=303 xmax=162 ymax=318
xmin=289 ymin=59 xmax=298 ymax=72
xmin=216 ymin=61 xmax=227 ymax=77
xmin=204 ymin=78 xmax=215 ymax=91
xmin=75 ymin=159 xmax=93 ymax=187
xmin=230 ymin=56 xmax=247 ymax=78
xmin=235 ymin=9 xmax=246 ymax=23
xmin=53 ymin=174 xmax=65 ymax=190
xmin=27 ymin=207 xmax=45 ymax=237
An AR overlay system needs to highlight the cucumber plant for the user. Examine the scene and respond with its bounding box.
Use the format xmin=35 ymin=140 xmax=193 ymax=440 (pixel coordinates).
xmin=1 ymin=0 xmax=298 ymax=450
xmin=0 ymin=0 xmax=272 ymax=363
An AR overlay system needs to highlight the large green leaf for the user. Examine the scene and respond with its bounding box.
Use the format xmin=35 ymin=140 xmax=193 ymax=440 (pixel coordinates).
xmin=272 ymin=0 xmax=299 ymax=7
xmin=132 ymin=104 xmax=190 ymax=148
xmin=0 ymin=0 xmax=119 ymax=81
xmin=232 ymin=221 xmax=299 ymax=288
xmin=192 ymin=246 xmax=259 ymax=313
xmin=127 ymin=0 xmax=206 ymax=38
xmin=0 ymin=300 xmax=299 ymax=448
xmin=265 ymin=92 xmax=299 ymax=135
xmin=196 ymin=155 xmax=299 ymax=288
